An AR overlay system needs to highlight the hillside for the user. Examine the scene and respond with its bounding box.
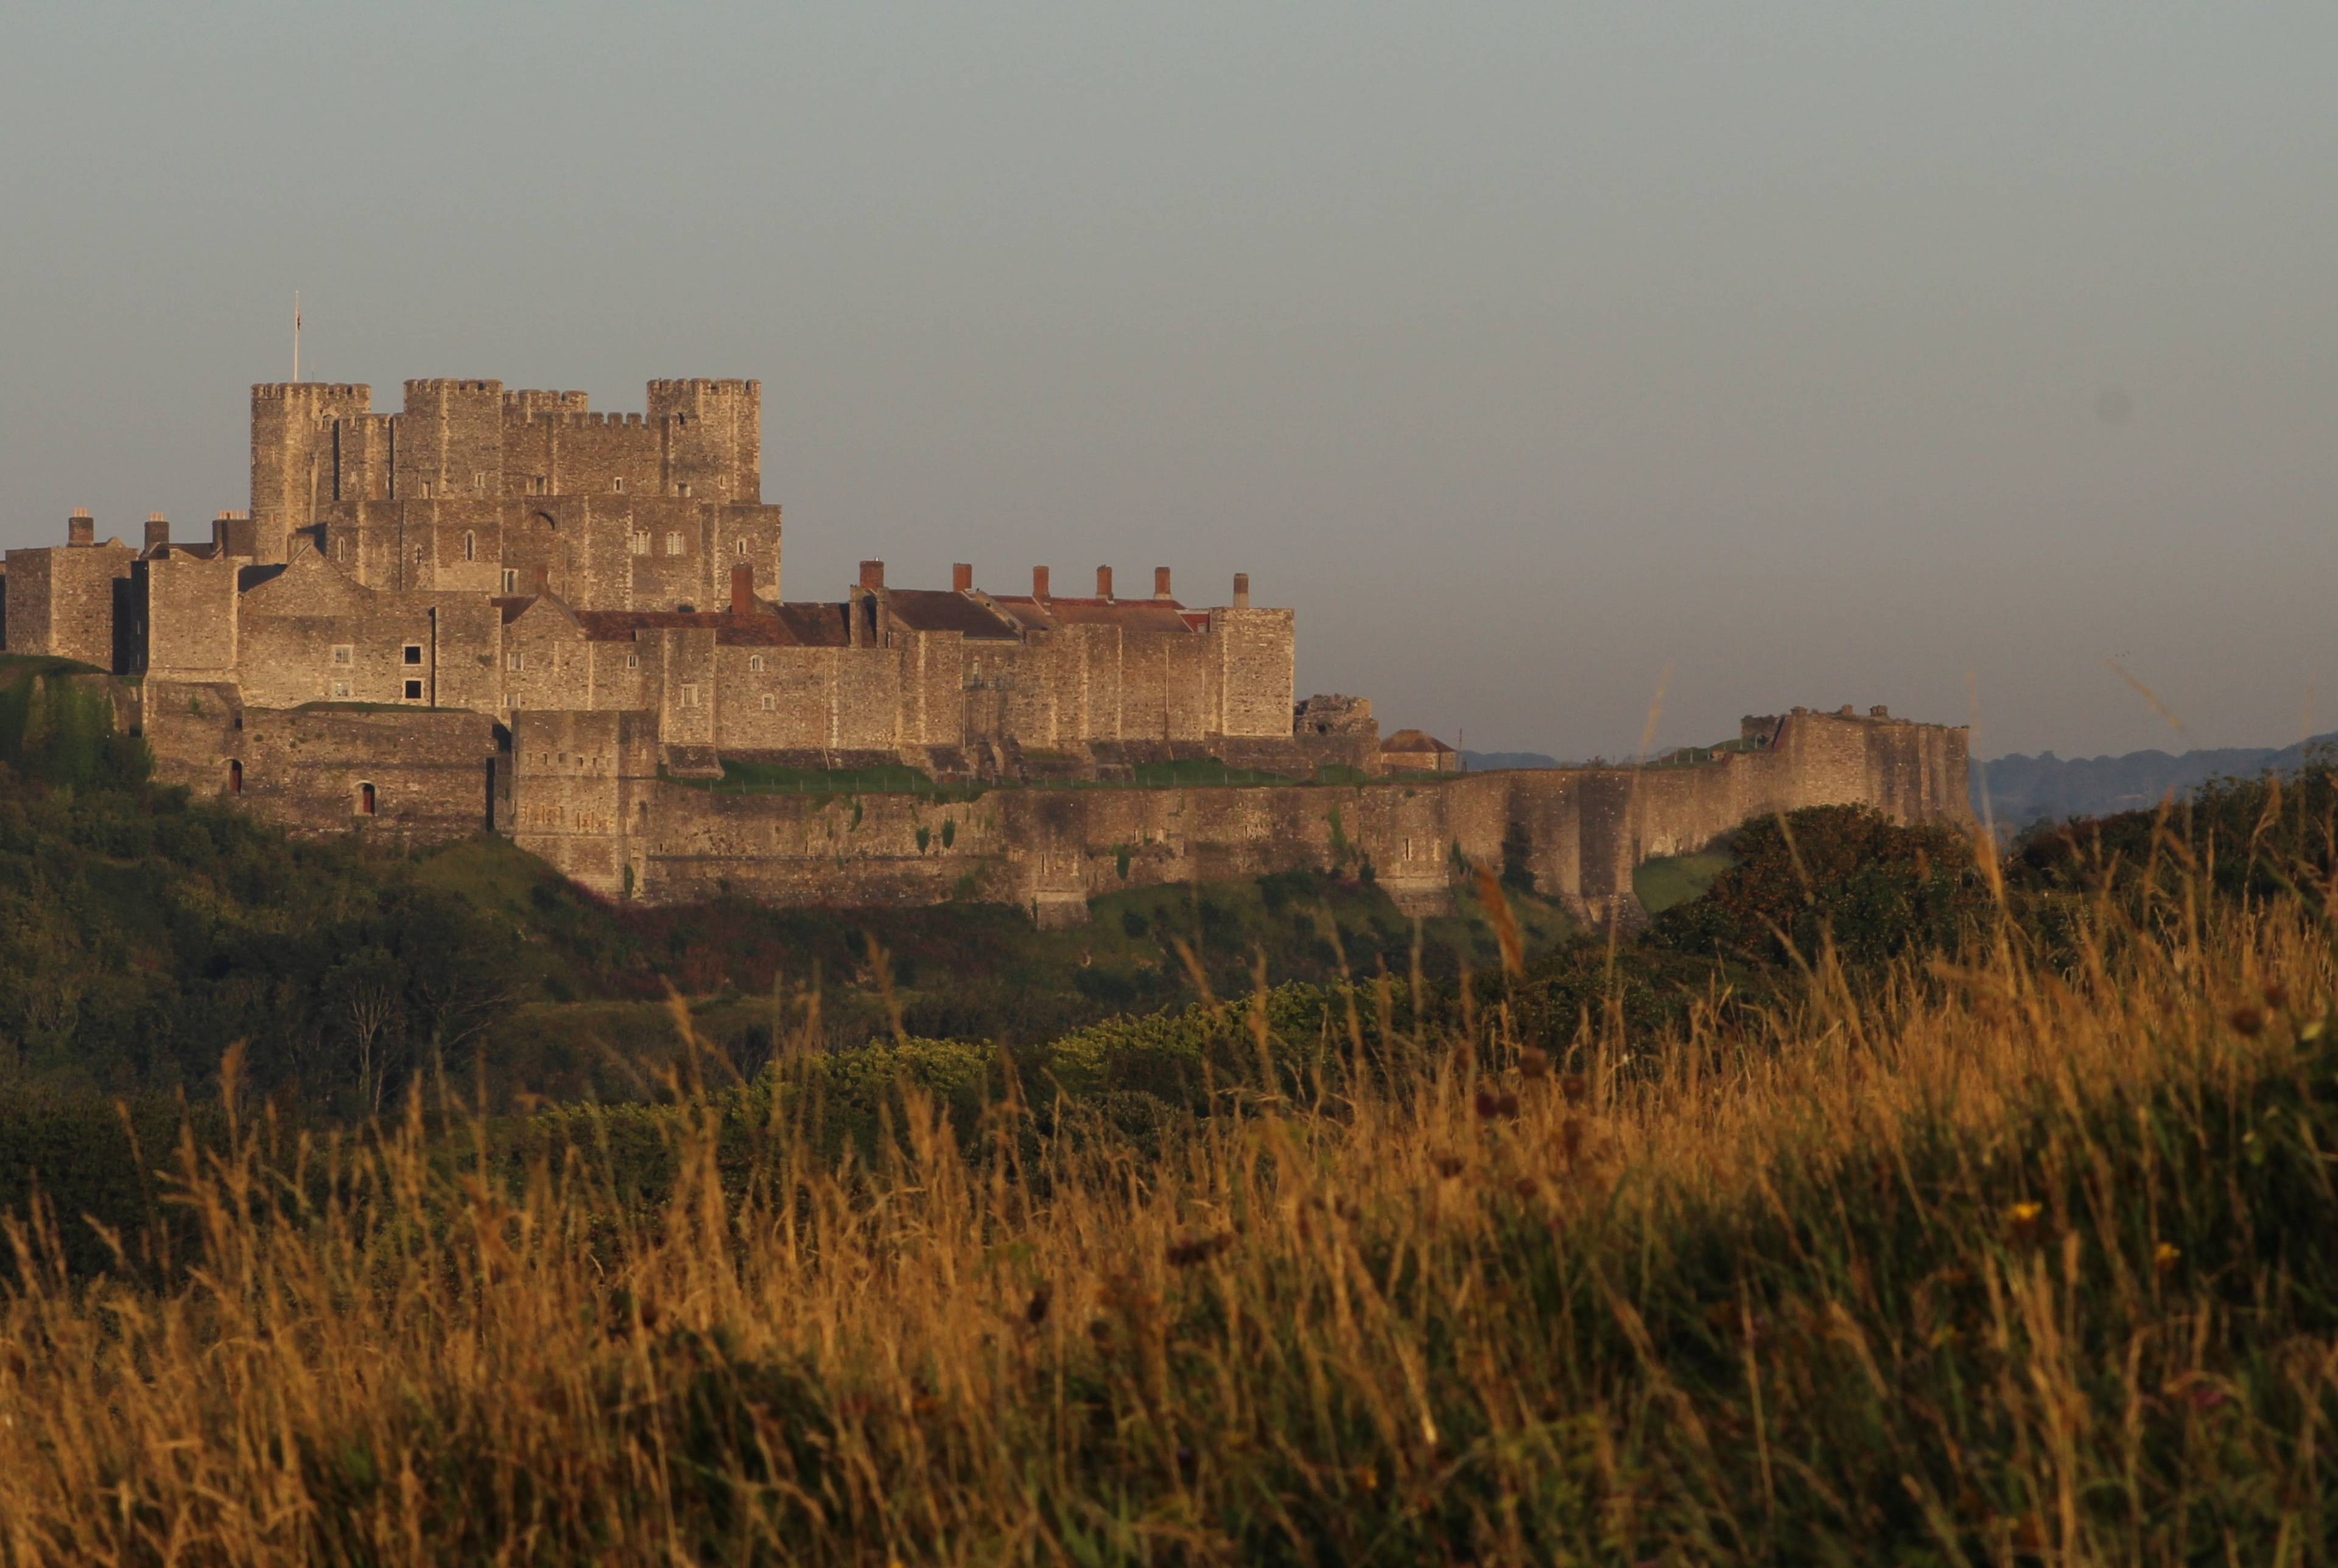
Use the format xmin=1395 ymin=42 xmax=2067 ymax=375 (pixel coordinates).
xmin=2 ymin=769 xmax=2330 ymax=1559
xmin=1975 ymin=730 xmax=2338 ymax=828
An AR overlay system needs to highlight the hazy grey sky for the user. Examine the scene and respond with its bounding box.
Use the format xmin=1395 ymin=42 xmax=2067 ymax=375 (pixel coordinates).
xmin=4 ymin=2 xmax=2334 ymax=760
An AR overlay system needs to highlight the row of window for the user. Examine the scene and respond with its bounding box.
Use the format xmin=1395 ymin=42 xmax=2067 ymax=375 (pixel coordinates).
xmin=334 ymin=531 xmax=760 ymax=570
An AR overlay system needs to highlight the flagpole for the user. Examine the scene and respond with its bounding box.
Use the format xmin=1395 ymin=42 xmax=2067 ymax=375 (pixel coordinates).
xmin=293 ymin=292 xmax=301 ymax=382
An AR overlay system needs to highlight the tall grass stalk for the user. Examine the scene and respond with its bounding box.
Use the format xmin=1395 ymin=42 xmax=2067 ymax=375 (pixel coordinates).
xmin=4 ymin=883 xmax=2337 ymax=1563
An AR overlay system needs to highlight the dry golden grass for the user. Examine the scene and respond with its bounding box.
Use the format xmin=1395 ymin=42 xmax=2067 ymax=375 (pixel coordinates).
xmin=4 ymin=885 xmax=2337 ymax=1563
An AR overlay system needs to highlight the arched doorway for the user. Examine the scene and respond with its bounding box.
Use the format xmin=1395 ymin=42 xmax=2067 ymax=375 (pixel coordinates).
xmin=357 ymin=782 xmax=376 ymax=816
xmin=226 ymin=759 xmax=242 ymax=795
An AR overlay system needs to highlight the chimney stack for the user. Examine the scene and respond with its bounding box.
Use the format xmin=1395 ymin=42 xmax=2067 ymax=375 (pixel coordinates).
xmin=144 ymin=512 xmax=170 ymax=551
xmin=1153 ymin=566 xmax=1172 ymax=600
xmin=731 ymin=562 xmax=754 ymax=616
xmin=952 ymin=561 xmax=973 ymax=593
xmin=67 ymin=508 xmax=93 ymax=547
xmin=858 ymin=559 xmax=885 ymax=592
xmin=1096 ymin=565 xmax=1113 ymax=600
xmin=1232 ymin=572 xmax=1251 ymax=609
xmin=1033 ymin=565 xmax=1050 ymax=600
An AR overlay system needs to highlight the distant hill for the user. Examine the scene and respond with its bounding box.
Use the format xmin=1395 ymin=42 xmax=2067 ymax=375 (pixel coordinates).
xmin=1976 ymin=733 xmax=2338 ymax=830
xmin=1461 ymin=749 xmax=1565 ymax=771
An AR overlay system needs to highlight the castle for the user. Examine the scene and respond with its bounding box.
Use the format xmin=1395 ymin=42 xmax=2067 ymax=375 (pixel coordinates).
xmin=2 ymin=373 xmax=1973 ymax=924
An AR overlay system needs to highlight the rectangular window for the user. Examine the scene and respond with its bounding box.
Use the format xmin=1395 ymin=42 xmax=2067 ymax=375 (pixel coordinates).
xmin=507 ymin=652 xmax=522 ymax=671
xmin=625 ymin=653 xmax=639 ymax=669
xmin=331 ymin=680 xmax=351 ymax=699
xmin=760 ymin=693 xmax=775 ymax=711
xmin=665 ymin=531 xmax=684 ymax=556
xmin=734 ymin=538 xmax=747 ymax=555
xmin=403 ymin=645 xmax=423 ymax=665
xmin=502 ymin=568 xmax=518 ymax=593
xmin=748 ymin=654 xmax=764 ymax=673
xmin=612 ymin=477 xmax=626 ymax=494
xmin=679 ymin=684 xmax=699 ymax=708
xmin=630 ymin=533 xmax=649 ymax=557
xmin=331 ymin=645 xmax=353 ymax=665
xmin=413 ymin=546 xmax=424 ymax=564
xmin=473 ymin=472 xmax=486 ymax=495
xmin=403 ymin=679 xmax=423 ymax=701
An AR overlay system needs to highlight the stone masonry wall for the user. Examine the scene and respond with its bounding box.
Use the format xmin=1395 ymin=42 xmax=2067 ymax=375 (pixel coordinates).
xmin=0 ymin=542 xmax=138 ymax=669
xmin=498 ymin=707 xmax=1971 ymax=926
xmin=138 ymin=679 xmax=500 ymax=840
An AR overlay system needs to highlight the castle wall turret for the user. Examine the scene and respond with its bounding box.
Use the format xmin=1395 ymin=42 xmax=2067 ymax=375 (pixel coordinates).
xmin=250 ymin=383 xmax=371 ymax=564
xmin=394 ymin=379 xmax=506 ymax=504
xmin=647 ymin=378 xmax=761 ymax=503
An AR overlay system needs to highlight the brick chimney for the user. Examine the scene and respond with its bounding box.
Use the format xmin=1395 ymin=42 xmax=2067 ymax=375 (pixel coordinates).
xmin=67 ymin=508 xmax=93 ymax=547
xmin=952 ymin=562 xmax=973 ymax=593
xmin=1232 ymin=572 xmax=1251 ymax=609
xmin=1153 ymin=566 xmax=1172 ymax=600
xmin=144 ymin=512 xmax=170 ymax=551
xmin=731 ymin=562 xmax=754 ymax=615
xmin=859 ymin=559 xmax=885 ymax=592
xmin=1033 ymin=565 xmax=1050 ymax=601
xmin=1096 ymin=565 xmax=1113 ymax=600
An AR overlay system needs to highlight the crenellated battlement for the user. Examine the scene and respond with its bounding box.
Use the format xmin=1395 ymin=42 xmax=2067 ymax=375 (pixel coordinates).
xmin=253 ymin=382 xmax=370 ymax=404
xmin=647 ymin=378 xmax=759 ymax=396
xmin=404 ymin=378 xmax=502 ymax=396
xmin=502 ymin=389 xmax=590 ymax=416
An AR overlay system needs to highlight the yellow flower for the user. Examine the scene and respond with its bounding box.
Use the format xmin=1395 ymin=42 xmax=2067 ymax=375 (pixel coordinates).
xmin=2007 ymin=1202 xmax=2043 ymax=1225
xmin=2154 ymin=1242 xmax=2181 ymax=1273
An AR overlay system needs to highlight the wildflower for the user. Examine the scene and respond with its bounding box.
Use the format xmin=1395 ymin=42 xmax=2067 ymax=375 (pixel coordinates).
xmin=2005 ymin=1200 xmax=2046 ymax=1243
xmin=2153 ymin=1242 xmax=2181 ymax=1275
xmin=2228 ymin=1004 xmax=2266 ymax=1037
xmin=2303 ymin=1018 xmax=2327 ymax=1042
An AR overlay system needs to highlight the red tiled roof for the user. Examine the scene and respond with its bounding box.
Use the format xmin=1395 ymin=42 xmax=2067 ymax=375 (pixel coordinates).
xmin=774 ymin=603 xmax=852 ymax=646
xmin=986 ymin=595 xmax=1196 ymax=635
xmin=567 ymin=607 xmax=800 ymax=646
xmin=880 ymin=589 xmax=1020 ymax=639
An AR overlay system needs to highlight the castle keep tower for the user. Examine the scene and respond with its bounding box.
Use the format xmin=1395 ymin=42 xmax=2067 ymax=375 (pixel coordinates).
xmin=249 ymin=382 xmax=371 ymax=563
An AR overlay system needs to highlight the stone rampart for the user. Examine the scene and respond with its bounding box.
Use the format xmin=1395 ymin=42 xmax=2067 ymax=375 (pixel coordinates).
xmin=502 ymin=706 xmax=1970 ymax=926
